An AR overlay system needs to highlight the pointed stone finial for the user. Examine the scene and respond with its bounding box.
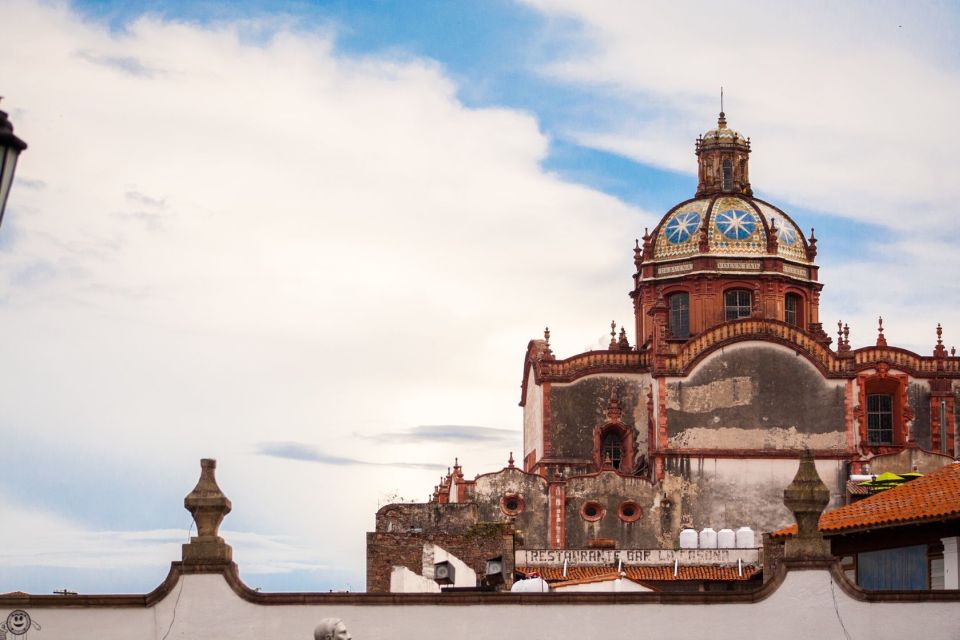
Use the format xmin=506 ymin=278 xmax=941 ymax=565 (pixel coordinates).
xmin=541 ymin=326 xmax=555 ymax=360
xmin=508 ymin=451 xmax=515 ymax=468
xmin=782 ymin=449 xmax=831 ymax=561
xmin=609 ymin=320 xmax=618 ymax=350
xmin=806 ymin=227 xmax=818 ymax=261
xmin=876 ymin=316 xmax=887 ymax=348
xmin=182 ymin=459 xmax=233 ymax=566
xmin=934 ymin=323 xmax=947 ymax=358
xmin=843 ymin=323 xmax=850 ymax=346
xmin=618 ymin=327 xmax=630 ymax=350
xmin=837 ymin=320 xmax=843 ymax=345
xmin=634 ymin=239 xmax=643 ymax=268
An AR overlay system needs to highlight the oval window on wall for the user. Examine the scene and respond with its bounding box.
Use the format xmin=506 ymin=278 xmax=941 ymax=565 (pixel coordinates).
xmin=618 ymin=501 xmax=642 ymax=523
xmin=500 ymin=494 xmax=525 ymax=516
xmin=581 ymin=501 xmax=605 ymax=522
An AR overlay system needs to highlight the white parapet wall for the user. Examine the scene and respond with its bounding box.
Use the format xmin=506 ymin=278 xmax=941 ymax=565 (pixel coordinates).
xmin=1 ymin=563 xmax=959 ymax=640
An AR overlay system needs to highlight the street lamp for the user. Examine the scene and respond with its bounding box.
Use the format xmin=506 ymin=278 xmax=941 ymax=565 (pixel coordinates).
xmin=0 ymin=98 xmax=28 ymax=229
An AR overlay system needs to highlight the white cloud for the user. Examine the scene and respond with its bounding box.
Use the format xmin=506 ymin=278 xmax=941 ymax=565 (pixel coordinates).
xmin=0 ymin=494 xmax=327 ymax=577
xmin=521 ymin=0 xmax=960 ymax=351
xmin=0 ymin=0 xmax=652 ymax=591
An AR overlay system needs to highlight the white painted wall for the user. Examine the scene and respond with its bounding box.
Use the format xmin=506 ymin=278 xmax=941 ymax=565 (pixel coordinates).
xmin=389 ymin=566 xmax=440 ymax=593
xmin=5 ymin=568 xmax=960 ymax=640
xmin=422 ymin=544 xmax=476 ymax=588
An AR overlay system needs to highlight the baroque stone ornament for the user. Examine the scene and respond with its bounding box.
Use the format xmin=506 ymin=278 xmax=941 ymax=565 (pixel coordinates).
xmin=182 ymin=458 xmax=233 ymax=565
xmin=782 ymin=449 xmax=831 ymax=562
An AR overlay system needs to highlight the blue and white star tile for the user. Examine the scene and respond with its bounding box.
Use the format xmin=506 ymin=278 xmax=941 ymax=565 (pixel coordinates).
xmin=664 ymin=211 xmax=701 ymax=244
xmin=715 ymin=209 xmax=758 ymax=241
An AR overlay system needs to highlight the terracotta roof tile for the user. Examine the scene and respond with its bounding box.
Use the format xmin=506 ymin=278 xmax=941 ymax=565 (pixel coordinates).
xmin=771 ymin=462 xmax=960 ymax=538
xmin=517 ymin=565 xmax=758 ymax=582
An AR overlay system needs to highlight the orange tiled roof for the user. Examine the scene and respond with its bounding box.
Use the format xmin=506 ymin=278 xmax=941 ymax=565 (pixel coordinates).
xmin=771 ymin=462 xmax=960 ymax=538
xmin=517 ymin=565 xmax=758 ymax=582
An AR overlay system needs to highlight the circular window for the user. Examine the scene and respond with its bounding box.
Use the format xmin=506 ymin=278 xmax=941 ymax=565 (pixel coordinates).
xmin=500 ymin=494 xmax=525 ymax=516
xmin=618 ymin=501 xmax=642 ymax=523
xmin=580 ymin=501 xmax=605 ymax=522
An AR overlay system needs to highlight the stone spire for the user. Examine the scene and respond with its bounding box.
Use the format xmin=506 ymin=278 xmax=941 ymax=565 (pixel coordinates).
xmin=182 ymin=458 xmax=233 ymax=566
xmin=782 ymin=449 xmax=831 ymax=562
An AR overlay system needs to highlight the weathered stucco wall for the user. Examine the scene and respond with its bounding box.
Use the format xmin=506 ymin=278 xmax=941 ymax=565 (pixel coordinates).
xmin=660 ymin=457 xmax=847 ymax=542
xmin=666 ymin=343 xmax=846 ymax=450
xmin=471 ymin=467 xmax=550 ymax=548
xmin=5 ymin=568 xmax=959 ymax=639
xmin=563 ymin=470 xmax=658 ymax=548
xmin=547 ymin=374 xmax=650 ymax=465
xmin=523 ymin=368 xmax=543 ymax=464
xmin=374 ymin=502 xmax=478 ymax=534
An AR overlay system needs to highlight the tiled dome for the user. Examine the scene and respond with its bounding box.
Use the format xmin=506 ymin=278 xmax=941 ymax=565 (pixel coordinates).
xmin=652 ymin=195 xmax=809 ymax=264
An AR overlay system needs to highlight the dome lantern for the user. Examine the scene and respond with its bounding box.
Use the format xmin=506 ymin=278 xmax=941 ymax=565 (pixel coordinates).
xmin=695 ymin=111 xmax=751 ymax=197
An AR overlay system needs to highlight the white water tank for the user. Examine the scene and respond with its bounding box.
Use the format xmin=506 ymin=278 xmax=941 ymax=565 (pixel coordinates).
xmin=679 ymin=528 xmax=699 ymax=549
xmin=735 ymin=526 xmax=756 ymax=549
xmin=511 ymin=577 xmax=550 ymax=593
xmin=717 ymin=528 xmax=736 ymax=549
xmin=699 ymin=527 xmax=717 ymax=549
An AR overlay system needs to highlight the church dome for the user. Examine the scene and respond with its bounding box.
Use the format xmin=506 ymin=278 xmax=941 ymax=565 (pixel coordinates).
xmin=651 ymin=194 xmax=810 ymax=264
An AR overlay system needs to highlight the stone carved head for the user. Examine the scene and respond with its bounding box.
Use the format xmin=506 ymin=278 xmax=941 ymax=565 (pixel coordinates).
xmin=314 ymin=618 xmax=351 ymax=640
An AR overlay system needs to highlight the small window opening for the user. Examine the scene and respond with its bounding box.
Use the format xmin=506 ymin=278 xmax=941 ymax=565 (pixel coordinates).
xmin=601 ymin=431 xmax=624 ymax=470
xmin=724 ymin=289 xmax=752 ymax=321
xmin=940 ymin=400 xmax=949 ymax=454
xmin=722 ymin=159 xmax=733 ymax=191
xmin=867 ymin=394 xmax=894 ymax=445
xmin=785 ymin=293 xmax=802 ymax=327
xmin=669 ymin=292 xmax=690 ymax=339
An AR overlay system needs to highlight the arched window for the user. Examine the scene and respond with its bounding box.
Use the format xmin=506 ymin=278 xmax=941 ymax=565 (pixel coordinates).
xmin=722 ymin=159 xmax=733 ymax=191
xmin=785 ymin=293 xmax=802 ymax=327
xmin=601 ymin=431 xmax=624 ymax=470
xmin=724 ymin=289 xmax=752 ymax=321
xmin=668 ymin=292 xmax=690 ymax=338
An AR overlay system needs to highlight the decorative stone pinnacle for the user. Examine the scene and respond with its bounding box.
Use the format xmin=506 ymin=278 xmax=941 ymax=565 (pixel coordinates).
xmin=876 ymin=316 xmax=887 ymax=348
xmin=606 ymin=386 xmax=622 ymax=423
xmin=934 ymin=323 xmax=947 ymax=358
xmin=182 ymin=458 xmax=233 ymax=565
xmin=782 ymin=449 xmax=831 ymax=561
xmin=508 ymin=451 xmax=515 ymax=468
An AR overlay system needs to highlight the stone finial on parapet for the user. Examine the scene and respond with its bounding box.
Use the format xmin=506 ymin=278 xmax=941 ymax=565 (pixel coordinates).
xmin=182 ymin=458 xmax=233 ymax=566
xmin=782 ymin=449 xmax=832 ymax=562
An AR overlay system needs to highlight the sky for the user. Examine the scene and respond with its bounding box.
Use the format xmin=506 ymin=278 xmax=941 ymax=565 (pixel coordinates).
xmin=1 ymin=0 xmax=958 ymax=594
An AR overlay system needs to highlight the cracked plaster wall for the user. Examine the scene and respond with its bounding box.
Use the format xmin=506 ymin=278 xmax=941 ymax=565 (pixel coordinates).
xmin=666 ymin=343 xmax=845 ymax=450
xmin=547 ymin=374 xmax=651 ymax=467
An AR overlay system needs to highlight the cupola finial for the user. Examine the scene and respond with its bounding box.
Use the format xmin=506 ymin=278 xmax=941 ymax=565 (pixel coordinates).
xmin=718 ymin=86 xmax=726 ymax=128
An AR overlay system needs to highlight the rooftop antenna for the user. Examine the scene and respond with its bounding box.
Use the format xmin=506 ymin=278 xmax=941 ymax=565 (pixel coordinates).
xmin=720 ymin=86 xmax=724 ymax=114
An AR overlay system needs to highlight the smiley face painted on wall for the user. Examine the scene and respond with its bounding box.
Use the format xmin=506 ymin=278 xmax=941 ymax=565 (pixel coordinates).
xmin=1 ymin=610 xmax=41 ymax=638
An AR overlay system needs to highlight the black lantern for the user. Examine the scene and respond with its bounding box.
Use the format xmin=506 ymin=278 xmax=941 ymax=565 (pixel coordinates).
xmin=0 ymin=100 xmax=28 ymax=229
